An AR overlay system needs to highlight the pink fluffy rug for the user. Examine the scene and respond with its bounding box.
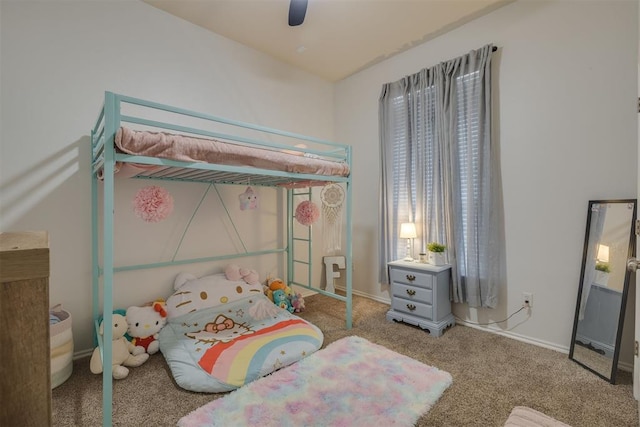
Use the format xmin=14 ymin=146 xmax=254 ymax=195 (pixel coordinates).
xmin=178 ymin=335 xmax=452 ymax=427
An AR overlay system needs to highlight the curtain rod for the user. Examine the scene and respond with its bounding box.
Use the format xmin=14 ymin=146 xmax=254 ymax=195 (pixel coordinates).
xmin=492 ymin=46 xmax=498 ymax=52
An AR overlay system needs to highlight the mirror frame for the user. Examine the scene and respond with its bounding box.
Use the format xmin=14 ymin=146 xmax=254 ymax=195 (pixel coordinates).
xmin=569 ymin=199 xmax=636 ymax=383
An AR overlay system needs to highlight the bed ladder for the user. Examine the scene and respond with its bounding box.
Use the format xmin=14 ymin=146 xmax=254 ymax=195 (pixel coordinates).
xmin=287 ymin=188 xmax=314 ymax=293
xmin=286 ymin=187 xmax=353 ymax=330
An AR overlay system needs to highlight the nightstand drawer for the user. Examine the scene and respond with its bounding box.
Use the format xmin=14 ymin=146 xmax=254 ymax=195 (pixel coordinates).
xmin=389 ymin=269 xmax=433 ymax=288
xmin=392 ymin=283 xmax=433 ymax=304
xmin=391 ymin=297 xmax=433 ymax=320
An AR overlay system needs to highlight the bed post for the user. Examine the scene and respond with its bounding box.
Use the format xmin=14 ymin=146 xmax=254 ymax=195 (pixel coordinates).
xmin=91 ymin=120 xmax=99 ymax=343
xmin=287 ymin=188 xmax=294 ymax=284
xmin=345 ymin=177 xmax=353 ymax=329
xmin=101 ymin=91 xmax=117 ymax=427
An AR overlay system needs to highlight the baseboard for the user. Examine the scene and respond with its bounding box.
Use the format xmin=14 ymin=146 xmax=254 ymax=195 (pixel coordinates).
xmin=295 ymin=285 xmax=391 ymax=304
xmin=335 ymin=286 xmax=391 ymax=304
xmin=456 ymin=320 xmax=570 ymax=354
xmin=73 ymin=348 xmax=93 ymax=360
xmin=291 ymin=285 xmax=318 ymax=298
xmin=618 ymin=360 xmax=633 ymax=372
xmin=337 ymin=288 xmax=572 ymax=355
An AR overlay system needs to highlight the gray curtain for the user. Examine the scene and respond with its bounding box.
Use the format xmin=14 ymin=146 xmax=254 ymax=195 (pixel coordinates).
xmin=579 ymin=203 xmax=607 ymax=320
xmin=379 ymin=44 xmax=498 ymax=308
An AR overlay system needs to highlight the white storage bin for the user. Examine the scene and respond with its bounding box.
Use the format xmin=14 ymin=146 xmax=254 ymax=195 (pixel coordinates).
xmin=50 ymin=305 xmax=73 ymax=389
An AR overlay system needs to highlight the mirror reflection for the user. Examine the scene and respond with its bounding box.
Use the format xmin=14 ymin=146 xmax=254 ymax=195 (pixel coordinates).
xmin=569 ymin=200 xmax=636 ymax=383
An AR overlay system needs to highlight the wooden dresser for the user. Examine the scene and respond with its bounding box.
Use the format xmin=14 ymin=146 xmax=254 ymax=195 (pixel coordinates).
xmin=0 ymin=231 xmax=51 ymax=427
xmin=386 ymin=260 xmax=455 ymax=337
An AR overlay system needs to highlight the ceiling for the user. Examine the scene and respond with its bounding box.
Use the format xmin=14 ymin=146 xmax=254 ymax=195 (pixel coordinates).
xmin=143 ymin=0 xmax=512 ymax=82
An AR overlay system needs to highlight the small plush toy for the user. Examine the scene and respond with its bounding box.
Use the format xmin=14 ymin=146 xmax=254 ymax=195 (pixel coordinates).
xmin=290 ymin=292 xmax=306 ymax=313
xmin=264 ymin=277 xmax=290 ymax=303
xmin=273 ymin=289 xmax=294 ymax=313
xmin=239 ymin=186 xmax=258 ymax=210
xmin=126 ymin=300 xmax=167 ymax=356
xmin=90 ymin=313 xmax=149 ymax=379
xmin=267 ymin=278 xmax=287 ymax=292
xmin=225 ymin=264 xmax=260 ymax=285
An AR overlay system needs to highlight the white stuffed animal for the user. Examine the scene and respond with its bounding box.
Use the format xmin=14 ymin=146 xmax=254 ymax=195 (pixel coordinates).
xmin=126 ymin=301 xmax=167 ymax=356
xmin=89 ymin=313 xmax=149 ymax=379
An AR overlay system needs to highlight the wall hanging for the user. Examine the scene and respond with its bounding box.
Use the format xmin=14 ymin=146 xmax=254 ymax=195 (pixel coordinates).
xmin=295 ymin=200 xmax=320 ymax=226
xmin=320 ymin=183 xmax=345 ymax=253
xmin=133 ymin=185 xmax=174 ymax=222
xmin=238 ymin=186 xmax=259 ymax=210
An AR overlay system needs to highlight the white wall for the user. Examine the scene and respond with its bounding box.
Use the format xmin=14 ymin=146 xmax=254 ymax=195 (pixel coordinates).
xmin=0 ymin=0 xmax=334 ymax=353
xmin=2 ymin=0 xmax=638 ymax=367
xmin=335 ymin=0 xmax=638 ymax=361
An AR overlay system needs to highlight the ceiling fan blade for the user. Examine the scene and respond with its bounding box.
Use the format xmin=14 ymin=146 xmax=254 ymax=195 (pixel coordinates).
xmin=288 ymin=0 xmax=308 ymax=27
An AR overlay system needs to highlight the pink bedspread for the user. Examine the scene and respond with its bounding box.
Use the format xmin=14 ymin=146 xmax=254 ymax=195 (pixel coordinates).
xmin=115 ymin=127 xmax=350 ymax=177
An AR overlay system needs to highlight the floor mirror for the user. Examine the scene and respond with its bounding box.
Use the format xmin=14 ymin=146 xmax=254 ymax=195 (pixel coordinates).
xmin=569 ymin=199 xmax=636 ymax=383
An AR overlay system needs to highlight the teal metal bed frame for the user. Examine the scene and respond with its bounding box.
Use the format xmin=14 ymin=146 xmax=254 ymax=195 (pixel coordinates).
xmin=91 ymin=91 xmax=352 ymax=426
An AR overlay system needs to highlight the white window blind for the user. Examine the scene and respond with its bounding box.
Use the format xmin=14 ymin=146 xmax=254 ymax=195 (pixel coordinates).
xmin=391 ymin=71 xmax=481 ymax=272
xmin=455 ymin=70 xmax=481 ymax=273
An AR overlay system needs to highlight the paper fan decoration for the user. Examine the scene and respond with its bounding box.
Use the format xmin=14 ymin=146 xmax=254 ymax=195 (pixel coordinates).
xmin=295 ymin=200 xmax=320 ymax=226
xmin=321 ymin=184 xmax=345 ymax=253
xmin=133 ymin=185 xmax=174 ymax=222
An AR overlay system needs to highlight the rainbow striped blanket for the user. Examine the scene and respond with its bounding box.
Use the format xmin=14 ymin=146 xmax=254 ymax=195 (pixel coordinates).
xmin=159 ymin=294 xmax=323 ymax=392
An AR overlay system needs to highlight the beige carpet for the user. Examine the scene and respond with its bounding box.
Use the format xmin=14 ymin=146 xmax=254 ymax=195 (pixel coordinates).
xmin=52 ymin=294 xmax=638 ymax=426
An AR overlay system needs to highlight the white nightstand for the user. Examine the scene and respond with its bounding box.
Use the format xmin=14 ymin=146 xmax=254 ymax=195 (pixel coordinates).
xmin=386 ymin=260 xmax=455 ymax=337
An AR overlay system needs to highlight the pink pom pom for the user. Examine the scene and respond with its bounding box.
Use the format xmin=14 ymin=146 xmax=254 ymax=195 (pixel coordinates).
xmin=295 ymin=200 xmax=320 ymax=226
xmin=133 ymin=185 xmax=174 ymax=223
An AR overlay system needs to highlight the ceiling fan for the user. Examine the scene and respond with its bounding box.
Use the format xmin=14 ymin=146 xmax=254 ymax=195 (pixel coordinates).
xmin=288 ymin=0 xmax=308 ymax=26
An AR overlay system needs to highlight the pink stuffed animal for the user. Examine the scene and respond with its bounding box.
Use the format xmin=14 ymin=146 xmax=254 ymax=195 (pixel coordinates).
xmin=225 ymin=264 xmax=260 ymax=285
xmin=290 ymin=292 xmax=306 ymax=313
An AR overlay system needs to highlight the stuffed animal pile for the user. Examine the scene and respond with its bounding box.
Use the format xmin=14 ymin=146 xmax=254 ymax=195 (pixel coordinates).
xmin=90 ymin=266 xmax=307 ymax=380
xmin=264 ymin=277 xmax=305 ymax=313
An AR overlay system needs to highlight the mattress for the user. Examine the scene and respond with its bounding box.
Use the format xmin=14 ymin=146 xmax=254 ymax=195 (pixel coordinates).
xmin=159 ymin=294 xmax=323 ymax=393
xmin=115 ymin=127 xmax=350 ymax=177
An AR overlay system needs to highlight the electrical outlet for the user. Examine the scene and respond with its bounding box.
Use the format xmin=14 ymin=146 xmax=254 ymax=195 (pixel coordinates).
xmin=522 ymin=292 xmax=533 ymax=308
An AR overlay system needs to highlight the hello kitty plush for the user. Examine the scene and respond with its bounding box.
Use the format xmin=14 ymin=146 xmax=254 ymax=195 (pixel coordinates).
xmin=166 ymin=271 xmax=263 ymax=319
xmin=125 ymin=300 xmax=167 ymax=355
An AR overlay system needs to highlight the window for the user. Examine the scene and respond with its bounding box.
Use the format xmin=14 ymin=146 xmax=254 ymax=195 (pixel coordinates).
xmin=379 ymin=44 xmax=496 ymax=306
xmin=390 ymin=71 xmax=481 ymax=275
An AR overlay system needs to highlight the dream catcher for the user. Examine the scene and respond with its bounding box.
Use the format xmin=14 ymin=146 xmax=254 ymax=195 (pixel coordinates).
xmin=320 ymin=184 xmax=345 ymax=253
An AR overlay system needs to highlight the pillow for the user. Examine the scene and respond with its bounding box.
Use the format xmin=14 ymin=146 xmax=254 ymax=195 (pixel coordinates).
xmin=165 ymin=273 xmax=263 ymax=319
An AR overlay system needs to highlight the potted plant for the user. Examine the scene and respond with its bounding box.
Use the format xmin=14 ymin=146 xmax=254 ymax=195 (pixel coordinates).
xmin=427 ymin=242 xmax=447 ymax=266
xmin=594 ymin=262 xmax=610 ymax=286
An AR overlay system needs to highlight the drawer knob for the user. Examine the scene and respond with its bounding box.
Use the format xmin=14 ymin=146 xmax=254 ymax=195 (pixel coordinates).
xmin=406 ymin=289 xmax=416 ymax=296
xmin=406 ymin=304 xmax=416 ymax=311
xmin=406 ymin=274 xmax=416 ymax=282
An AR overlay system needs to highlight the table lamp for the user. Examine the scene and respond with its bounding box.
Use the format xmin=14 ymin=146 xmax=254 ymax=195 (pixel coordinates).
xmin=597 ymin=244 xmax=610 ymax=263
xmin=400 ymin=222 xmax=417 ymax=262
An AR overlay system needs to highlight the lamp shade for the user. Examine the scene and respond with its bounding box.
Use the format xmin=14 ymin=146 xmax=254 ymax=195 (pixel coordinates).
xmin=597 ymin=244 xmax=610 ymax=263
xmin=399 ymin=222 xmax=417 ymax=239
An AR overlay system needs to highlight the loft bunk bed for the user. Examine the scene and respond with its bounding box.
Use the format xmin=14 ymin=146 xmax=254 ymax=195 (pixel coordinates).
xmin=91 ymin=91 xmax=352 ymax=426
